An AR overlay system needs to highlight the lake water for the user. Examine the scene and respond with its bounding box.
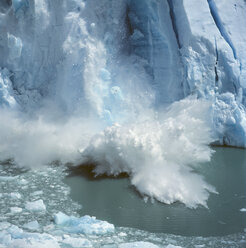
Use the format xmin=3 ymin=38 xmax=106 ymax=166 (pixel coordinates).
xmin=0 ymin=147 xmax=245 ymax=247
xmin=64 ymin=147 xmax=246 ymax=237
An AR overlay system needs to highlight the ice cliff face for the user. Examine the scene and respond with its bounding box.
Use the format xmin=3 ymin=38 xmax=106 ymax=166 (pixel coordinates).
xmin=170 ymin=0 xmax=246 ymax=146
xmin=0 ymin=0 xmax=246 ymax=207
xmin=128 ymin=0 xmax=246 ymax=146
xmin=0 ymin=0 xmax=246 ymax=146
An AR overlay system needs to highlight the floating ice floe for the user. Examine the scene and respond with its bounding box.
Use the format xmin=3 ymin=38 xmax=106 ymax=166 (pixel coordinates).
xmin=0 ymin=225 xmax=60 ymax=248
xmin=25 ymin=200 xmax=46 ymax=212
xmin=10 ymin=207 xmax=22 ymax=214
xmin=23 ymin=221 xmax=40 ymax=231
xmin=30 ymin=191 xmax=43 ymax=197
xmin=166 ymin=245 xmax=183 ymax=248
xmin=9 ymin=192 xmax=21 ymax=200
xmin=0 ymin=176 xmax=18 ymax=182
xmin=119 ymin=241 xmax=160 ymax=248
xmin=54 ymin=212 xmax=115 ymax=235
xmin=62 ymin=236 xmax=92 ymax=247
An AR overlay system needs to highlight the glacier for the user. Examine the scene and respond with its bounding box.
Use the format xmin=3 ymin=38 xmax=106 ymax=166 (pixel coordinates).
xmin=0 ymin=0 xmax=246 ymax=208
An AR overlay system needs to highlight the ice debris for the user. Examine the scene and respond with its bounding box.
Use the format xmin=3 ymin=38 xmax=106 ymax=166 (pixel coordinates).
xmin=23 ymin=221 xmax=40 ymax=231
xmin=119 ymin=242 xmax=160 ymax=248
xmin=54 ymin=212 xmax=115 ymax=235
xmin=10 ymin=207 xmax=22 ymax=214
xmin=25 ymin=200 xmax=46 ymax=212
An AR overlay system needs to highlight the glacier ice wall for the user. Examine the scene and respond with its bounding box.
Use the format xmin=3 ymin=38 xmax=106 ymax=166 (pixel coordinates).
xmin=170 ymin=0 xmax=246 ymax=146
xmin=0 ymin=0 xmax=246 ymax=207
xmin=126 ymin=0 xmax=184 ymax=103
xmin=1 ymin=0 xmax=246 ymax=145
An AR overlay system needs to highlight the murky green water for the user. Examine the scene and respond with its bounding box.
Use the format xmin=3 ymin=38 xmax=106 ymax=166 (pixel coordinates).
xmin=64 ymin=147 xmax=246 ymax=237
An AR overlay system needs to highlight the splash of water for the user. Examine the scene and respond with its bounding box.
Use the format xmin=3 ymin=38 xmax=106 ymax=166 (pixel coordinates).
xmin=0 ymin=0 xmax=217 ymax=208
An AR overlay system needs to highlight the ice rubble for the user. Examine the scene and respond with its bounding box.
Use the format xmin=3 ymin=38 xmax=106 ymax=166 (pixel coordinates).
xmin=0 ymin=164 xmax=168 ymax=248
xmin=23 ymin=220 xmax=40 ymax=231
xmin=25 ymin=199 xmax=46 ymax=212
xmin=0 ymin=223 xmax=165 ymax=248
xmin=0 ymin=164 xmax=246 ymax=247
xmin=54 ymin=212 xmax=115 ymax=235
xmin=0 ymin=214 xmax=114 ymax=247
xmin=118 ymin=242 xmax=159 ymax=248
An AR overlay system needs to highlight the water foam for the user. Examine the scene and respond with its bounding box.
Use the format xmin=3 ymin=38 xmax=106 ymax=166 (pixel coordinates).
xmin=81 ymin=97 xmax=216 ymax=208
xmin=0 ymin=95 xmax=216 ymax=207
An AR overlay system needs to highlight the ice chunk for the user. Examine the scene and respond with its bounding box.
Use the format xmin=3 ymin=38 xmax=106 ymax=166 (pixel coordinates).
xmin=19 ymin=179 xmax=28 ymax=185
xmin=0 ymin=176 xmax=18 ymax=181
xmin=25 ymin=200 xmax=46 ymax=212
xmin=166 ymin=245 xmax=182 ymax=248
xmin=30 ymin=191 xmax=43 ymax=196
xmin=213 ymin=93 xmax=246 ymax=147
xmin=0 ymin=225 xmax=60 ymax=247
xmin=62 ymin=236 xmax=92 ymax=247
xmin=0 ymin=222 xmax=11 ymax=231
xmin=54 ymin=212 xmax=115 ymax=235
xmin=119 ymin=242 xmax=159 ymax=248
xmin=54 ymin=212 xmax=71 ymax=225
xmin=23 ymin=221 xmax=40 ymax=231
xmin=10 ymin=207 xmax=22 ymax=214
xmin=9 ymin=193 xmax=21 ymax=199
